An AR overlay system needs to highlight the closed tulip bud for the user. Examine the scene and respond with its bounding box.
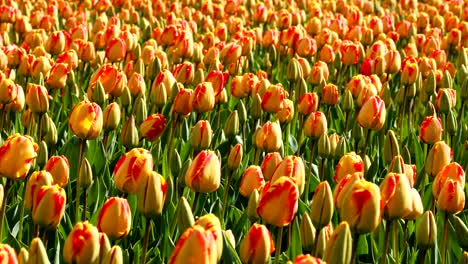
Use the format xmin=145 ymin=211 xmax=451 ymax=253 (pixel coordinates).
xmin=120 ymin=87 xmax=132 ymax=109
xmin=310 ymin=181 xmax=333 ymax=230
xmin=224 ymin=111 xmax=240 ymax=139
xmin=137 ymin=171 xmax=167 ymax=219
xmin=114 ymin=148 xmax=153 ymax=194
xmin=237 ymin=100 xmax=248 ymax=123
xmin=224 ymin=144 xmax=242 ymax=171
xmin=382 ymin=129 xmax=400 ymax=164
xmin=357 ymin=95 xmax=386 ymax=131
xmin=194 ymin=214 xmax=223 ymax=261
xmin=287 ymin=58 xmax=302 ymax=82
xmin=270 ymin=156 xmax=306 ymax=195
xmin=322 ymin=84 xmax=339 ymax=106
xmin=26 ymin=83 xmax=49 ymax=113
xmin=304 ymin=112 xmax=327 ymax=139
xmin=119 ymin=115 xmax=139 ymax=149
xmin=252 ymin=93 xmax=263 ymax=120
xmin=105 ymin=37 xmax=126 ymax=62
xmin=342 ymin=90 xmax=354 ymax=112
xmin=36 ymin=141 xmax=48 ymax=168
xmin=224 ymin=230 xmax=236 ymax=248
xmin=69 ymin=101 xmax=103 ymax=140
xmin=323 ymin=221 xmax=352 ymax=264
xmin=425 ymin=141 xmax=452 ymax=177
xmin=436 ymin=88 xmax=457 ymax=113
xmin=190 ymin=120 xmax=212 ymax=150
xmin=300 ymin=213 xmax=316 ymax=252
xmin=97 ymin=233 xmax=110 ymax=264
xmin=405 ymin=188 xmax=424 ymax=220
xmin=419 ymin=114 xmax=443 ymax=144
xmin=0 ymin=244 xmax=17 ymax=263
xmin=92 ymin=80 xmax=106 ymax=107
xmin=334 ymin=152 xmax=364 ymax=184
xmin=133 ymin=95 xmax=147 ymax=125
xmin=191 ymin=82 xmax=215 ymax=114
xmin=240 ymin=165 xmax=265 ymax=198
xmin=169 ymin=225 xmax=218 ymax=264
xmin=257 ymin=176 xmax=299 ymax=227
xmin=173 ymin=87 xmax=193 ymax=116
xmin=277 ymin=99 xmax=294 ymax=124
xmin=416 ymin=211 xmax=437 ymax=249
xmin=97 ymin=197 xmax=131 ymax=240
xmin=185 ymin=150 xmax=221 ymax=193
xmin=140 ymin=114 xmax=166 ymax=142
xmin=25 ymin=170 xmax=53 ymax=211
xmin=64 ymin=222 xmax=100 ymax=263
xmin=79 ymin=158 xmax=93 ymax=189
xmin=102 ymin=103 xmax=120 ymax=132
xmin=453 ymin=216 xmax=468 ymax=251
xmin=18 ymin=247 xmax=28 ymax=264
xmin=176 ymin=196 xmax=195 ymax=232
xmin=389 ymin=155 xmax=405 ymax=174
xmin=425 ymin=71 xmax=436 ymax=94
xmin=380 ymin=172 xmax=412 ymax=220
xmin=247 ymin=189 xmax=260 ymax=222
xmin=261 ymin=152 xmax=282 ymax=181
xmin=316 ymin=224 xmax=333 ymax=258
xmin=152 ymin=82 xmax=167 ymax=108
xmin=0 ymin=134 xmax=38 ymax=180
xmin=340 ymin=179 xmax=381 ymax=233
xmin=44 ymin=155 xmax=69 ymax=187
xmin=240 ymin=223 xmax=275 ymax=264
xmin=28 ymin=238 xmax=50 ymax=264
xmin=32 ymin=185 xmax=66 ymax=230
xmin=447 ymin=110 xmax=457 ymax=136
xmin=318 ymin=133 xmax=331 ymax=159
xmin=261 ymin=84 xmax=286 ymax=114
xmin=102 ymin=246 xmax=123 ymax=264
xmin=43 ymin=121 xmax=58 ymax=146
xmin=256 ymin=121 xmax=283 ymax=153
xmin=0 ymin=78 xmax=18 ymax=104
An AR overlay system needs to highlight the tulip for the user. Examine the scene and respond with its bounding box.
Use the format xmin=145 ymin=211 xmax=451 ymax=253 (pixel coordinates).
xmin=191 ymin=82 xmax=215 ymax=114
xmin=436 ymin=88 xmax=457 ymax=111
xmin=24 ymin=170 xmax=53 ymax=211
xmin=176 ymin=196 xmax=195 ymax=232
xmin=294 ymin=254 xmax=325 ymax=263
xmin=105 ymin=37 xmax=126 ymax=62
xmin=453 ymin=216 xmax=468 ymax=251
xmin=316 ymin=224 xmax=333 ymax=258
xmin=240 ymin=223 xmax=275 ymax=264
xmin=380 ymin=172 xmax=413 ymax=220
xmin=257 ymin=176 xmax=299 ymax=227
xmin=168 ymin=225 xmax=217 ymax=264
xmin=300 ymin=213 xmax=316 ymax=252
xmin=194 ymin=214 xmax=223 ymax=261
xmin=102 ymin=103 xmax=121 ymax=132
xmin=425 ymin=141 xmax=452 ymax=177
xmin=255 ymin=121 xmax=283 ymax=153
xmin=416 ymin=211 xmax=437 ymax=249
xmin=339 ymin=179 xmax=381 ymax=233
xmin=0 ymin=134 xmax=38 ymax=180
xmin=323 ymin=221 xmax=352 ymax=264
xmin=18 ymin=247 xmax=28 ymax=263
xmin=260 ymin=152 xmax=282 ymax=181
xmin=298 ymin=92 xmax=319 ymax=116
xmin=97 ymin=197 xmax=132 ymax=240
xmin=333 ymin=172 xmax=363 ymax=210
xmin=419 ymin=114 xmax=443 ymax=144
xmin=401 ymin=61 xmax=419 ymax=85
xmin=436 ymin=179 xmax=465 ymax=214
xmin=0 ymin=78 xmax=18 ymax=104
xmin=63 ymin=222 xmax=100 ymax=264
xmin=137 ymin=171 xmax=167 ymax=219
xmin=190 ymin=120 xmax=212 ymax=150
xmin=185 ymin=150 xmax=221 ymax=193
xmin=172 ymin=88 xmax=193 ymax=116
xmin=277 ymin=99 xmax=294 ymax=123
xmin=88 ymin=64 xmax=127 ymax=98
xmin=28 ymin=238 xmax=50 ymax=264
xmin=113 ymin=148 xmax=153 ymax=194
xmin=44 ymin=155 xmax=69 ymax=187
xmin=231 ymin=76 xmax=249 ymax=99
xmin=139 ymin=114 xmax=166 ymax=142
xmin=173 ymin=62 xmax=195 ymax=85
xmin=239 ymin=165 xmax=265 ymax=198
xmin=46 ymin=62 xmax=69 ymax=90
xmin=261 ymin=84 xmax=286 ymax=114
xmin=310 ymin=181 xmax=333 ymax=230
xmin=340 ymin=41 xmax=361 ymax=65
xmin=383 ymin=130 xmax=400 ymax=164
xmin=0 ymin=244 xmax=17 ymax=263
xmin=334 ymin=152 xmax=364 ymax=183
xmin=432 ymin=162 xmax=465 ymax=199
xmin=322 ymin=84 xmax=339 ymax=106
xmin=69 ymin=100 xmax=103 ymax=140
xmin=270 ymin=156 xmax=305 ymax=195
xmin=357 ymin=95 xmax=386 ymax=131
xmin=227 ymin=143 xmax=242 ymax=170
xmin=25 ymin=83 xmax=49 ymax=113
xmin=102 ymin=246 xmax=123 ymax=264
xmin=32 ymin=185 xmax=66 ymax=230
xmin=303 ymin=112 xmax=327 ymax=139
xmin=404 ymin=188 xmax=424 ymax=220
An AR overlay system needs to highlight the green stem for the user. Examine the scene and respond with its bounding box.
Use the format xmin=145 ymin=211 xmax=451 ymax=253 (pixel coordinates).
xmin=296 ymin=115 xmax=304 ymax=156
xmin=140 ymin=218 xmax=151 ymax=264
xmin=441 ymin=212 xmax=449 ymax=264
xmin=313 ymin=226 xmax=322 ymax=257
xmin=75 ymin=138 xmax=86 ymax=223
xmin=82 ymin=187 xmax=88 ymax=221
xmin=274 ymin=226 xmax=284 ymax=264
xmin=351 ymin=233 xmax=360 ymax=264
xmin=17 ymin=180 xmax=27 ymax=243
xmin=361 ymin=128 xmax=370 ymax=160
xmin=0 ymin=179 xmax=11 ymax=240
xmin=382 ymin=220 xmax=391 ymax=264
xmin=191 ymin=192 xmax=200 ymax=215
xmin=220 ymin=168 xmax=233 ymax=228
xmin=392 ymin=220 xmax=399 ymax=264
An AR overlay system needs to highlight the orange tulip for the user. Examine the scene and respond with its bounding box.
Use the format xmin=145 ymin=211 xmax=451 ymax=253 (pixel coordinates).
xmin=260 ymin=152 xmax=282 ymax=181
xmin=239 ymin=165 xmax=265 ymax=198
xmin=185 ymin=150 xmax=221 ymax=193
xmin=425 ymin=141 xmax=452 ymax=177
xmin=294 ymin=254 xmax=325 ymax=264
xmin=172 ymin=87 xmax=193 ymax=116
xmin=356 ymin=95 xmax=386 ymax=131
xmin=88 ymin=64 xmax=127 ymax=98
xmin=255 ymin=121 xmax=283 ymax=153
xmin=333 ymin=172 xmax=363 ymax=210
xmin=339 ymin=179 xmax=381 ymax=233
xmin=137 ymin=171 xmax=167 ymax=219
xmin=340 ymin=40 xmax=361 ymax=65
xmin=68 ymin=100 xmax=103 ymax=140
xmin=436 ymin=179 xmax=465 ymax=214
xmin=168 ymin=226 xmax=217 ymax=264
xmin=113 ymin=148 xmax=153 ymax=194
xmin=0 ymin=134 xmax=38 ymax=180
xmin=277 ymin=99 xmax=294 ymax=123
xmin=97 ymin=197 xmax=132 ymax=240
xmin=127 ymin=72 xmax=146 ymax=96
xmin=32 ymin=185 xmax=66 ymax=230
xmin=298 ymin=92 xmax=319 ymax=116
xmin=240 ymin=223 xmax=275 ymax=264
xmin=419 ymin=114 xmax=443 ymax=144
xmin=44 ymin=155 xmax=70 ymax=187
xmin=0 ymin=244 xmax=17 ymax=263
xmin=0 ymin=78 xmax=18 ymax=104
xmin=25 ymin=83 xmax=49 ymax=114
xmin=270 ymin=155 xmax=305 ymax=195
xmin=334 ymin=152 xmax=364 ymax=183
xmin=303 ymin=112 xmax=327 ymax=139
xmin=24 ymin=170 xmax=53 ymax=211
xmin=194 ymin=214 xmax=224 ymax=261
xmin=227 ymin=143 xmax=243 ymax=170
xmin=139 ymin=114 xmax=167 ymax=142
xmin=405 ymin=188 xmax=424 ymax=220
xmin=432 ymin=162 xmax=465 ymax=199
xmin=257 ymin=176 xmax=299 ymax=227
xmin=380 ymin=172 xmax=413 ymax=220
xmin=322 ymin=84 xmax=339 ymax=106
xmin=46 ymin=62 xmax=70 ymax=90
xmin=105 ymin=37 xmax=126 ymax=62
xmin=173 ymin=62 xmax=195 ymax=85
xmin=63 ymin=222 xmax=100 ymax=264
xmin=191 ymin=82 xmax=215 ymax=114
xmin=261 ymin=84 xmax=286 ymax=114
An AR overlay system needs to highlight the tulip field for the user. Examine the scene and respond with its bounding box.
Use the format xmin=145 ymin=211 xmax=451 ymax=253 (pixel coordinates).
xmin=0 ymin=0 xmax=468 ymax=263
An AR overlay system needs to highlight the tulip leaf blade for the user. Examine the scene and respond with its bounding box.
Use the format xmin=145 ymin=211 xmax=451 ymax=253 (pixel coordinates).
xmin=287 ymin=217 xmax=302 ymax=260
xmin=221 ymin=232 xmax=242 ymax=264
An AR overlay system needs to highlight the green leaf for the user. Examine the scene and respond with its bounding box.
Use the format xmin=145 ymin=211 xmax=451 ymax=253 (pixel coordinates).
xmin=222 ymin=232 xmax=242 ymax=264
xmin=287 ymin=217 xmax=302 ymax=260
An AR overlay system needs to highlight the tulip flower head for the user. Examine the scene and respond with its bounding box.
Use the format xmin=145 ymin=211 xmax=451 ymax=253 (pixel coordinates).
xmin=63 ymin=222 xmax=100 ymax=264
xmin=240 ymin=223 xmax=275 ymax=264
xmin=185 ymin=150 xmax=221 ymax=193
xmin=113 ymin=148 xmax=154 ymax=194
xmin=69 ymin=100 xmax=103 ymax=140
xmin=0 ymin=134 xmax=38 ymax=180
xmin=97 ymin=197 xmax=132 ymax=240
